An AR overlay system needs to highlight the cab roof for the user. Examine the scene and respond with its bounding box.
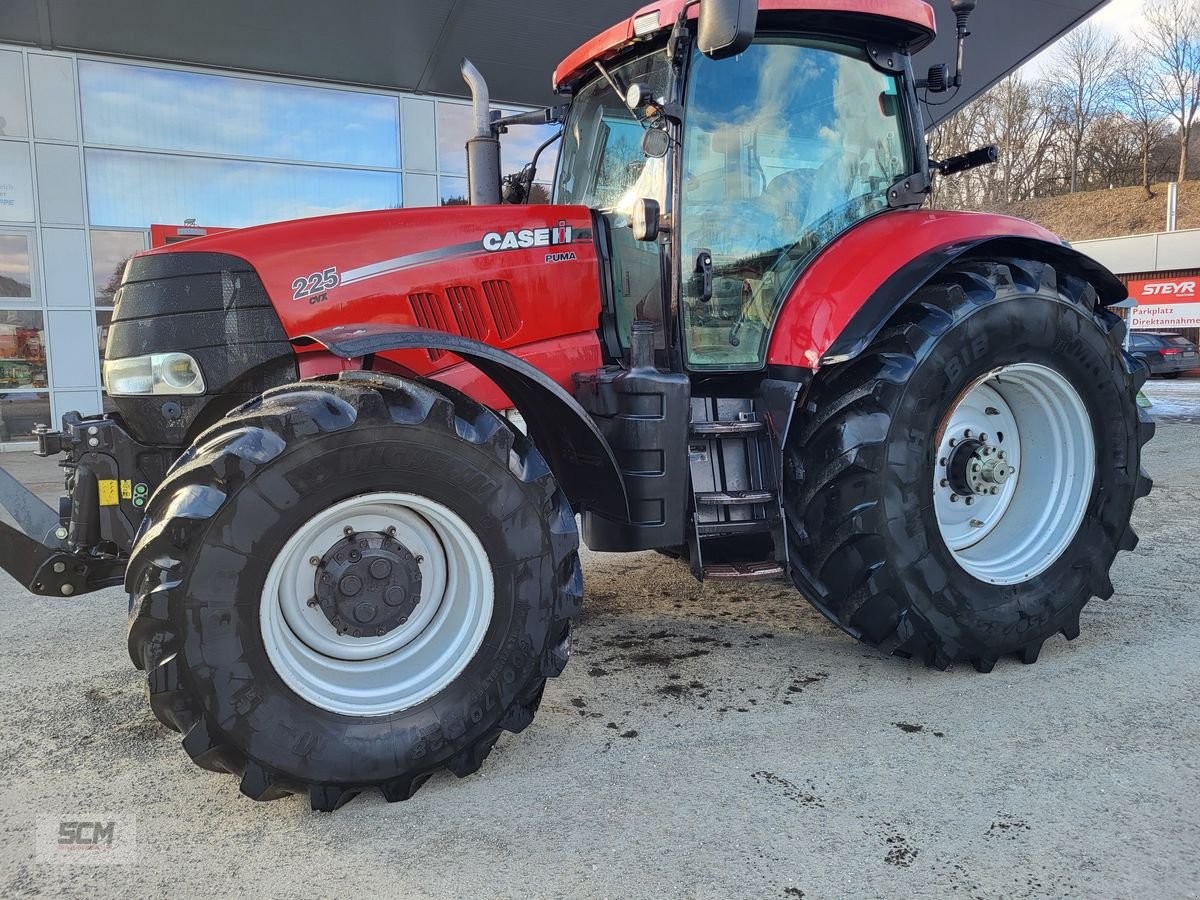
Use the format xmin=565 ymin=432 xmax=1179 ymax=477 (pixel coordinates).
xmin=553 ymin=0 xmax=937 ymax=91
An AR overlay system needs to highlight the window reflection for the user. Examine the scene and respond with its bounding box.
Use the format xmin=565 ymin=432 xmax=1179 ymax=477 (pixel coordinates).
xmin=501 ymin=122 xmax=561 ymax=182
xmin=0 ymin=310 xmax=47 ymax=389
xmin=80 ymin=61 xmax=400 ymax=168
xmin=436 ymin=102 xmax=561 ymax=181
xmin=439 ymin=177 xmax=469 ymax=207
xmin=86 ymin=149 xmax=402 ymax=228
xmin=0 ymin=390 xmax=50 ymax=440
xmin=0 ymin=51 xmax=27 ymax=139
xmin=96 ymin=309 xmax=113 ymax=364
xmin=436 ymin=103 xmax=472 ymax=176
xmin=90 ymin=231 xmax=145 ymax=304
xmin=0 ymin=233 xmax=33 ymax=300
xmin=0 ymin=140 xmax=35 ymax=222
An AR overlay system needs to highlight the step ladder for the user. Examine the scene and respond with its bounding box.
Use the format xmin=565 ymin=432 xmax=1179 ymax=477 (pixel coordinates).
xmin=686 ymin=399 xmax=785 ymax=581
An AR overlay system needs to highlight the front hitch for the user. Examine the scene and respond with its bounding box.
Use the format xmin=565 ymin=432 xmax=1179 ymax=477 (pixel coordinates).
xmin=0 ymin=412 xmax=175 ymax=597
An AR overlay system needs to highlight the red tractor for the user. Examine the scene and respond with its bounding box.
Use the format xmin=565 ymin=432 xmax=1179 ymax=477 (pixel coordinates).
xmin=0 ymin=0 xmax=1151 ymax=810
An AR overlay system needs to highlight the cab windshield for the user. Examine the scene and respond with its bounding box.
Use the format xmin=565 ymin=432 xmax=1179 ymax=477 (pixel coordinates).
xmin=680 ymin=38 xmax=911 ymax=369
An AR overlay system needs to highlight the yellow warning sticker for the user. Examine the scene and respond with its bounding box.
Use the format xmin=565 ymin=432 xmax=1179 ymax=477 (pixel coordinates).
xmin=98 ymin=479 xmax=119 ymax=507
xmin=120 ymin=479 xmax=132 ymax=500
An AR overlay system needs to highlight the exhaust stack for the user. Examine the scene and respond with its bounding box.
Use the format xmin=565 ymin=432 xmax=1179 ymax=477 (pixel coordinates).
xmin=461 ymin=58 xmax=501 ymax=206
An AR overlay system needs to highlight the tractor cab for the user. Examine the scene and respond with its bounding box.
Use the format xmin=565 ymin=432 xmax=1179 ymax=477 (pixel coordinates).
xmin=550 ymin=0 xmax=936 ymax=373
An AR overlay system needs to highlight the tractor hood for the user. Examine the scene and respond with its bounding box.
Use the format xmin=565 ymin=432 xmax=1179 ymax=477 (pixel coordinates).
xmin=128 ymin=204 xmax=607 ymax=395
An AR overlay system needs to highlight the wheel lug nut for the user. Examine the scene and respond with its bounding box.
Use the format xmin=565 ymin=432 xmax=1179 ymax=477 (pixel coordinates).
xmin=940 ymin=479 xmax=949 ymax=487
xmin=990 ymin=487 xmax=1000 ymax=495
xmin=939 ymin=457 xmax=948 ymax=466
xmin=964 ymin=429 xmax=972 ymax=438
xmin=343 ymin=526 xmax=354 ymax=536
xmin=950 ymin=494 xmax=960 ymax=503
xmin=949 ymin=439 xmax=958 ymax=448
xmin=387 ymin=526 xmax=397 ymax=535
xmin=310 ymin=556 xmax=320 ymax=566
xmin=979 ymin=433 xmax=988 ymax=442
xmin=965 ymin=497 xmax=975 ymax=506
xmin=307 ymin=597 xmax=318 ymax=607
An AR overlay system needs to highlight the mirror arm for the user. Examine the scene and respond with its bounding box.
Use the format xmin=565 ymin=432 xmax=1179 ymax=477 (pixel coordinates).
xmin=593 ymin=61 xmax=629 ymax=104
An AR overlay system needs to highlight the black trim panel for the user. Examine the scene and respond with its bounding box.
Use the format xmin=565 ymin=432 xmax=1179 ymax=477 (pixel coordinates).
xmin=305 ymin=324 xmax=631 ymax=521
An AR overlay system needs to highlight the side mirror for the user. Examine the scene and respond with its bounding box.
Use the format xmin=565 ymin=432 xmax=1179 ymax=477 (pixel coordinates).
xmin=697 ymin=0 xmax=758 ymax=60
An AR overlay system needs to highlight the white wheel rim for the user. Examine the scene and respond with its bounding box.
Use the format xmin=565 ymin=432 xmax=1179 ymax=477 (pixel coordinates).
xmin=933 ymin=363 xmax=1095 ymax=585
xmin=260 ymin=492 xmax=494 ymax=716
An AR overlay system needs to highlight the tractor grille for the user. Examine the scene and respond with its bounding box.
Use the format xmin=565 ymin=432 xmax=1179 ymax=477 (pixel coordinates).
xmin=408 ymin=292 xmax=449 ymax=361
xmin=482 ymin=279 xmax=521 ymax=341
xmin=446 ymin=285 xmax=488 ymax=341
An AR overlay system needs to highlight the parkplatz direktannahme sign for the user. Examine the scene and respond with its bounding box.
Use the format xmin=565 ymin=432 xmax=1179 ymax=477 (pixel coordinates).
xmin=1128 ymin=276 xmax=1200 ymax=330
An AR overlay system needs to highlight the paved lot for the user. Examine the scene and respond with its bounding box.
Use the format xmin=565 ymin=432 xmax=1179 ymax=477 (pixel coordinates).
xmin=0 ymin=420 xmax=1197 ymax=899
xmin=1143 ymin=375 xmax=1200 ymax=424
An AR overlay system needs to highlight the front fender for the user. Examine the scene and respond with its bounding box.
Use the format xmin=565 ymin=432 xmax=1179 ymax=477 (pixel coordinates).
xmin=766 ymin=210 xmax=1127 ymax=369
xmin=303 ymin=324 xmax=629 ymax=521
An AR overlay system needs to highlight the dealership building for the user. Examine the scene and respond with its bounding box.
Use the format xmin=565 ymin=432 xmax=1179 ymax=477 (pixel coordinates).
xmin=0 ymin=0 xmax=1141 ymax=445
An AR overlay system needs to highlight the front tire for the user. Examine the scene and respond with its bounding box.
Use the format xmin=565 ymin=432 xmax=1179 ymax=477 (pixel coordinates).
xmin=127 ymin=373 xmax=581 ymax=809
xmin=784 ymin=257 xmax=1153 ymax=670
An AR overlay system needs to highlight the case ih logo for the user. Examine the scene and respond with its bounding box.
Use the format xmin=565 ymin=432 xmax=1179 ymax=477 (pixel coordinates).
xmin=1140 ymin=280 xmax=1196 ymax=297
xmin=483 ymin=221 xmax=573 ymax=252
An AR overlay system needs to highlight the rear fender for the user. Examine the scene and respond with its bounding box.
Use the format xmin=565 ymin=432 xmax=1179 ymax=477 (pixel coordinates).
xmin=303 ymin=324 xmax=629 ymax=521
xmin=766 ymin=210 xmax=1127 ymax=369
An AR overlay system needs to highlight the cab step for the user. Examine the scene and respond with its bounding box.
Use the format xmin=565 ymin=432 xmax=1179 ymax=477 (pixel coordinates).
xmin=690 ymin=420 xmax=764 ymax=437
xmin=702 ymin=561 xmax=785 ymax=581
xmin=695 ymin=490 xmax=774 ymax=506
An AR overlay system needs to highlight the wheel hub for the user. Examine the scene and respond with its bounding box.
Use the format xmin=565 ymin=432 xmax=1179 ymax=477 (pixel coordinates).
xmin=945 ymin=434 xmax=1015 ymax=500
xmin=313 ymin=530 xmax=423 ymax=638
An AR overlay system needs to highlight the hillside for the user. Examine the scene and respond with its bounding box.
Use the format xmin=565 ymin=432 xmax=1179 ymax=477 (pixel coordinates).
xmin=0 ymin=274 xmax=31 ymax=298
xmin=967 ymin=182 xmax=1200 ymax=243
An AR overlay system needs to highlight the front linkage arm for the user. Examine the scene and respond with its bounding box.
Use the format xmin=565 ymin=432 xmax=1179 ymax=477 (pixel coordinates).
xmin=0 ymin=412 xmax=173 ymax=597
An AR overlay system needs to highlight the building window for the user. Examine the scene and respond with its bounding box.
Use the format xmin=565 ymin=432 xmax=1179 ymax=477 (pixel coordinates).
xmin=0 ymin=231 xmax=34 ymax=300
xmin=0 ymin=390 xmax=50 ymax=440
xmin=90 ymin=230 xmax=146 ymax=304
xmin=79 ymin=60 xmax=400 ymax=168
xmin=0 ymin=140 xmax=35 ymax=223
xmin=435 ymin=100 xmax=561 ymax=194
xmin=95 ymin=308 xmax=112 ymax=366
xmin=0 ymin=309 xmax=48 ymax=389
xmin=439 ymin=176 xmax=469 ymax=207
xmin=0 ymin=50 xmax=27 ymax=139
xmin=85 ymin=149 xmax=403 ymax=228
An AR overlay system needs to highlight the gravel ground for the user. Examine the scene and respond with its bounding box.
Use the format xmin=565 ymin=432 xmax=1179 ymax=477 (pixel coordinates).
xmin=0 ymin=423 xmax=1196 ymax=899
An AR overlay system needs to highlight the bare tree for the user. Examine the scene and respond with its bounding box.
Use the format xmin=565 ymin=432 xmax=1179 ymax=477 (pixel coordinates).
xmin=1047 ymin=23 xmax=1121 ymax=192
xmin=1140 ymin=0 xmax=1200 ymax=181
xmin=980 ymin=75 xmax=1059 ymax=204
xmin=1118 ymin=47 xmax=1173 ymax=197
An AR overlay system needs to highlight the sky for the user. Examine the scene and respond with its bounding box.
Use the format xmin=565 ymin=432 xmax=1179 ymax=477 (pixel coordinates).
xmin=1024 ymin=0 xmax=1145 ymax=74
xmin=1092 ymin=0 xmax=1145 ymax=31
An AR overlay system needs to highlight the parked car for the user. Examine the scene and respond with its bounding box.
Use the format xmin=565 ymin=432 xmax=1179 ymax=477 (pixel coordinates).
xmin=1129 ymin=332 xmax=1200 ymax=378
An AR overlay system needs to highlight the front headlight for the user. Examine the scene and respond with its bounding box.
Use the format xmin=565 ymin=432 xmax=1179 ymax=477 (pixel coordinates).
xmin=103 ymin=352 xmax=206 ymax=396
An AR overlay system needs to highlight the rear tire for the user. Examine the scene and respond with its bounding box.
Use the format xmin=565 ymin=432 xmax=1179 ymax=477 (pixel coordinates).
xmin=784 ymin=257 xmax=1153 ymax=670
xmin=127 ymin=372 xmax=581 ymax=809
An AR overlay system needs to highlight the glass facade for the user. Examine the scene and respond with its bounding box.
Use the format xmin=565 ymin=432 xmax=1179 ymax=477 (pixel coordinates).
xmin=0 ymin=42 xmax=561 ymax=443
